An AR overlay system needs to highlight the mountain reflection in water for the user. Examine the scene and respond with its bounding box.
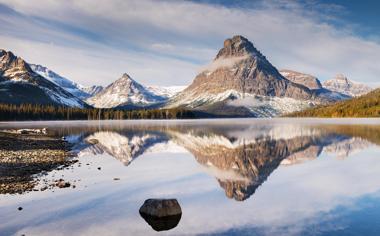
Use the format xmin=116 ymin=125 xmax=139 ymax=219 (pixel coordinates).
xmin=65 ymin=122 xmax=376 ymax=201
xmin=2 ymin=120 xmax=380 ymax=236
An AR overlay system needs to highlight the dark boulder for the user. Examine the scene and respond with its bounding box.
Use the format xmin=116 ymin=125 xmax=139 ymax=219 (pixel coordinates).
xmin=139 ymin=198 xmax=182 ymax=231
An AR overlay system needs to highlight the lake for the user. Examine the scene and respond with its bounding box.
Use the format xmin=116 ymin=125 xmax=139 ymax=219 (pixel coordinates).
xmin=1 ymin=118 xmax=380 ymax=236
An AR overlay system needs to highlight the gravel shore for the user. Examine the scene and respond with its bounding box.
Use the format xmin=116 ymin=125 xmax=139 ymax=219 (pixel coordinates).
xmin=0 ymin=132 xmax=76 ymax=194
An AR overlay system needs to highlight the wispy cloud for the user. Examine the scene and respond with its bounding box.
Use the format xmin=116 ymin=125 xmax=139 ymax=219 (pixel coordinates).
xmin=0 ymin=0 xmax=379 ymax=87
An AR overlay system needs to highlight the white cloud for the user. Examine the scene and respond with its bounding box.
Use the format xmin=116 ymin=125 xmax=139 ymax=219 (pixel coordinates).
xmin=0 ymin=35 xmax=198 ymax=87
xmin=0 ymin=0 xmax=379 ymax=87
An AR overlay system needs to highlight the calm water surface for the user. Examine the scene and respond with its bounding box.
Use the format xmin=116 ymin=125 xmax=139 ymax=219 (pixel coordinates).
xmin=1 ymin=118 xmax=380 ymax=236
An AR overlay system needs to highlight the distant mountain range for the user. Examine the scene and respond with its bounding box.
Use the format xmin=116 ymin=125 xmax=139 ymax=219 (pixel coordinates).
xmin=323 ymin=74 xmax=373 ymax=97
xmin=280 ymin=70 xmax=371 ymax=98
xmin=288 ymin=88 xmax=380 ymax=117
xmin=0 ymin=36 xmax=375 ymax=117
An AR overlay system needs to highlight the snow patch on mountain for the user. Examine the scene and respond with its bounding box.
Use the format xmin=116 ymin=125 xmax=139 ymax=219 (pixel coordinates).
xmin=146 ymin=85 xmax=186 ymax=98
xmin=31 ymin=64 xmax=104 ymax=100
xmin=41 ymin=87 xmax=85 ymax=108
xmin=227 ymin=94 xmax=314 ymax=117
xmin=168 ymin=89 xmax=314 ymax=117
xmin=81 ymin=85 xmax=103 ymax=97
xmin=30 ymin=64 xmax=92 ymax=99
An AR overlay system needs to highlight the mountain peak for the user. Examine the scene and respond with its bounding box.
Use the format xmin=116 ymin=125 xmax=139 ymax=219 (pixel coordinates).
xmin=121 ymin=73 xmax=132 ymax=79
xmin=323 ymin=74 xmax=373 ymax=97
xmin=216 ymin=35 xmax=262 ymax=59
xmin=0 ymin=49 xmax=30 ymax=72
xmin=87 ymin=73 xmax=166 ymax=108
xmin=334 ymin=74 xmax=349 ymax=83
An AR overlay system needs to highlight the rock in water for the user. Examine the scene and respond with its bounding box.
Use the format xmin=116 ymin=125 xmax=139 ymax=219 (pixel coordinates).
xmin=139 ymin=198 xmax=182 ymax=231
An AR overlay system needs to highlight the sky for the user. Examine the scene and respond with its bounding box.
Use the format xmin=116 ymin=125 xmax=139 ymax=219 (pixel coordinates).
xmin=0 ymin=0 xmax=379 ymax=87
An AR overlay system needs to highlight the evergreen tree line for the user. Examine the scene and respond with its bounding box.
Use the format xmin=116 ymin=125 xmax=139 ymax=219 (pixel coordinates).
xmin=0 ymin=103 xmax=197 ymax=121
xmin=287 ymin=89 xmax=380 ymax=118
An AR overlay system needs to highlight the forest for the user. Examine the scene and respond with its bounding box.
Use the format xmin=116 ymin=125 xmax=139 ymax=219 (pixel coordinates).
xmin=0 ymin=103 xmax=198 ymax=121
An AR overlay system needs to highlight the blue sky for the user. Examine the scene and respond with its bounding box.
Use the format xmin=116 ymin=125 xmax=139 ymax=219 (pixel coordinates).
xmin=0 ymin=0 xmax=379 ymax=87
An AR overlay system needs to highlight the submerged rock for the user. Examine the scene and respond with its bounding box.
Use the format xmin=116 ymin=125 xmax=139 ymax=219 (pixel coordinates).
xmin=139 ymin=198 xmax=182 ymax=231
xmin=56 ymin=180 xmax=71 ymax=188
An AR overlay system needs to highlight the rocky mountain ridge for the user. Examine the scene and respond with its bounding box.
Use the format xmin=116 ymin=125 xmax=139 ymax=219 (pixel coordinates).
xmin=323 ymin=74 xmax=373 ymax=97
xmin=0 ymin=49 xmax=87 ymax=107
xmin=279 ymin=69 xmax=323 ymax=90
xmin=30 ymin=64 xmax=103 ymax=99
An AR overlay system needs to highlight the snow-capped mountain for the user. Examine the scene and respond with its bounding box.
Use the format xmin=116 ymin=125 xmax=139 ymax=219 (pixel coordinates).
xmin=323 ymin=74 xmax=373 ymax=97
xmin=86 ymin=73 xmax=167 ymax=108
xmin=166 ymin=35 xmax=345 ymax=117
xmin=30 ymin=64 xmax=103 ymax=99
xmin=0 ymin=49 xmax=88 ymax=107
xmin=81 ymin=85 xmax=103 ymax=97
xmin=146 ymin=85 xmax=186 ymax=99
xmin=280 ymin=69 xmax=323 ymax=90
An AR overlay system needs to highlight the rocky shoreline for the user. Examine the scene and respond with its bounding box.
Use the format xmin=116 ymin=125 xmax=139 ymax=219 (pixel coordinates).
xmin=0 ymin=131 xmax=76 ymax=194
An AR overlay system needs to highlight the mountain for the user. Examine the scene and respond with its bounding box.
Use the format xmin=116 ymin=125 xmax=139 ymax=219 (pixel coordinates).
xmin=30 ymin=64 xmax=103 ymax=99
xmin=323 ymin=74 xmax=373 ymax=97
xmin=280 ymin=69 xmax=323 ymax=90
xmin=0 ymin=49 xmax=88 ymax=107
xmin=81 ymin=85 xmax=104 ymax=97
xmin=86 ymin=73 xmax=166 ymax=108
xmin=146 ymin=86 xmax=186 ymax=99
xmin=167 ymin=36 xmax=344 ymax=117
xmin=287 ymin=88 xmax=380 ymax=117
